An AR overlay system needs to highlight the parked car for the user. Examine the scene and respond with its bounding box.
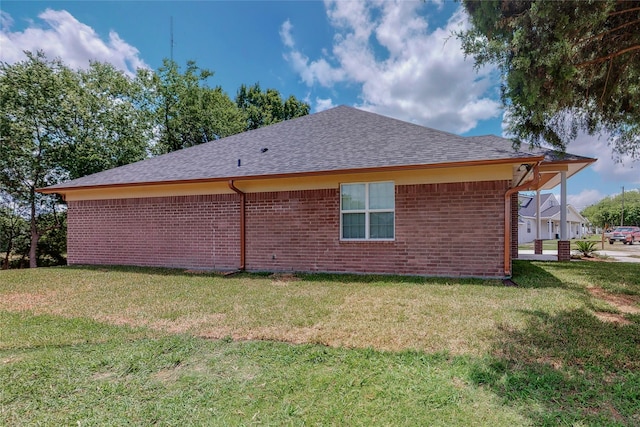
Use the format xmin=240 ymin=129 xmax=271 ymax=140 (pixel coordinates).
xmin=608 ymin=226 xmax=640 ymax=244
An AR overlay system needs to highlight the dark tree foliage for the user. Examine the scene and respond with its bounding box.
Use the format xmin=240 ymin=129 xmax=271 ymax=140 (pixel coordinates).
xmin=236 ymin=83 xmax=310 ymax=131
xmin=0 ymin=196 xmax=29 ymax=269
xmin=460 ymin=0 xmax=640 ymax=158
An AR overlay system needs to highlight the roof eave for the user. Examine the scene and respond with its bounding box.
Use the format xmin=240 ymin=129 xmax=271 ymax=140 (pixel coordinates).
xmin=38 ymin=155 xmax=546 ymax=195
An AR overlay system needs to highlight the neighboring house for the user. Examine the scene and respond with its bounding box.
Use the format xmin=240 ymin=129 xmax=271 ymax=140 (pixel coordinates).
xmin=518 ymin=194 xmax=588 ymax=244
xmin=40 ymin=106 xmax=595 ymax=278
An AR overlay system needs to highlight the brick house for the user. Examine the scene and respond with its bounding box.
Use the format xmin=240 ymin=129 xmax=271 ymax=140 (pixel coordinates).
xmin=40 ymin=106 xmax=595 ymax=278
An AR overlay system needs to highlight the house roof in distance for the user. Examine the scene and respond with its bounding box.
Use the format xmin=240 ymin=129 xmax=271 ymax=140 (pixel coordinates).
xmin=41 ymin=105 xmax=595 ymax=192
xmin=519 ymin=193 xmax=585 ymax=220
xmin=519 ymin=193 xmax=555 ymax=218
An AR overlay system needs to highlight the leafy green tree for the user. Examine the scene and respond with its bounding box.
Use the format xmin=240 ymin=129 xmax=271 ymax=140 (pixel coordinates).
xmin=1 ymin=52 xmax=71 ymax=267
xmin=59 ymin=61 xmax=154 ymax=179
xmin=151 ymin=59 xmax=246 ymax=154
xmin=459 ymin=0 xmax=640 ymax=159
xmin=582 ymin=189 xmax=640 ymax=228
xmin=0 ymin=51 xmax=151 ymax=267
xmin=236 ymin=83 xmax=310 ymax=130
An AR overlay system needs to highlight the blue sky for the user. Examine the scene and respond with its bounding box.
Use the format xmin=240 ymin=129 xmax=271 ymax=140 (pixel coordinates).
xmin=1 ymin=1 xmax=638 ymax=209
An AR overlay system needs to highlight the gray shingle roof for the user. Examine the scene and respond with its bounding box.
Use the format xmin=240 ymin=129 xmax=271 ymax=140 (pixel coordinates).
xmin=519 ymin=194 xmax=554 ymax=217
xmin=43 ymin=105 xmax=577 ymax=191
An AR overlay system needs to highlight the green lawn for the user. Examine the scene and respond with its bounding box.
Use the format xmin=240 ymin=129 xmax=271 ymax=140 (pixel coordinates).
xmin=1 ymin=262 xmax=639 ymax=426
xmin=518 ymin=235 xmax=605 ymax=251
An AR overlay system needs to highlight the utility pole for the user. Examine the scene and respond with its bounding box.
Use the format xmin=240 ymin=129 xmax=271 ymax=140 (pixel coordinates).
xmin=170 ymin=16 xmax=174 ymax=61
xmin=621 ymin=186 xmax=625 ymax=226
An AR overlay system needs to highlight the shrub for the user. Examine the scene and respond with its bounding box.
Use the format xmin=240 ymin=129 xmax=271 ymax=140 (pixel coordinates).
xmin=575 ymin=240 xmax=598 ymax=257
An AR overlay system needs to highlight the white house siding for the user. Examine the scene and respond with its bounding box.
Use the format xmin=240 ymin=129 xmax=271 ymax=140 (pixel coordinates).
xmin=518 ymin=194 xmax=586 ymax=244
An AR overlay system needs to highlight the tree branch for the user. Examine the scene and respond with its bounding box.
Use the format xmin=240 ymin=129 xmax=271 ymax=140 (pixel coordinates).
xmin=579 ymin=18 xmax=640 ymax=45
xmin=576 ymin=44 xmax=640 ymax=67
xmin=601 ymin=59 xmax=613 ymax=106
xmin=608 ymin=6 xmax=640 ymax=18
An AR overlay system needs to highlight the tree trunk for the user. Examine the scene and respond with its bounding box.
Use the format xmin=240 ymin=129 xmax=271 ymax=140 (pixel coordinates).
xmin=2 ymin=238 xmax=12 ymax=270
xmin=29 ymin=233 xmax=38 ymax=268
xmin=29 ymin=188 xmax=39 ymax=268
xmin=29 ymin=220 xmax=39 ymax=269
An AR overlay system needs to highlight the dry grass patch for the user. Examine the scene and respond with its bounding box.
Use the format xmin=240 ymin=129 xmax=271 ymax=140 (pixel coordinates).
xmin=0 ymin=265 xmax=634 ymax=354
xmin=1 ymin=291 xmax=58 ymax=311
xmin=0 ymin=267 xmax=591 ymax=355
xmin=593 ymin=312 xmax=632 ymax=325
xmin=587 ymin=287 xmax=640 ymax=314
xmin=587 ymin=286 xmax=639 ymax=325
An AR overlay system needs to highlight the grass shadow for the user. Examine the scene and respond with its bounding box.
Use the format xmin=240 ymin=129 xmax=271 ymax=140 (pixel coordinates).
xmin=511 ymin=260 xmax=567 ymax=289
xmin=513 ymin=259 xmax=640 ymax=296
xmin=551 ymin=261 xmax=640 ymax=295
xmin=469 ymin=308 xmax=640 ymax=425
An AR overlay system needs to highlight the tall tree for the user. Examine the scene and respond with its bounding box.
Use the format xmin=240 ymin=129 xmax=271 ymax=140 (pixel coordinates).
xmin=59 ymin=61 xmax=154 ymax=179
xmin=151 ymin=59 xmax=246 ymax=154
xmin=459 ymin=0 xmax=640 ymax=159
xmin=1 ymin=52 xmax=71 ymax=267
xmin=0 ymin=51 xmax=151 ymax=267
xmin=236 ymin=83 xmax=310 ymax=131
xmin=582 ymin=189 xmax=640 ymax=228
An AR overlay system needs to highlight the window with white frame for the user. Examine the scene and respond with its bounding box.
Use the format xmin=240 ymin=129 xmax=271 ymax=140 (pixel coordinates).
xmin=340 ymin=182 xmax=394 ymax=240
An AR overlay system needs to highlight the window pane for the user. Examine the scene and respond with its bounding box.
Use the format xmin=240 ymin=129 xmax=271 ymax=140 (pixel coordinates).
xmin=341 ymin=184 xmax=366 ymax=210
xmin=369 ymin=182 xmax=394 ymax=209
xmin=370 ymin=212 xmax=394 ymax=239
xmin=342 ymin=213 xmax=365 ymax=239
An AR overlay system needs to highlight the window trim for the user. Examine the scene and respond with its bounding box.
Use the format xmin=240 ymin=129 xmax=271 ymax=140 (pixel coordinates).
xmin=340 ymin=181 xmax=395 ymax=241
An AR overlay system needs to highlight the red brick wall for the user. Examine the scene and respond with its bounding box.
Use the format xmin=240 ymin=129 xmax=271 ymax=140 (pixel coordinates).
xmin=66 ymin=180 xmax=510 ymax=277
xmin=67 ymin=195 xmax=239 ymax=269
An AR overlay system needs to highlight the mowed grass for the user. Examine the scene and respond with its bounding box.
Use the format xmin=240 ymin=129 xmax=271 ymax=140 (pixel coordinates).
xmin=0 ymin=267 xmax=593 ymax=355
xmin=518 ymin=236 xmax=600 ymax=251
xmin=519 ymin=235 xmax=640 ymax=255
xmin=1 ymin=261 xmax=639 ymax=426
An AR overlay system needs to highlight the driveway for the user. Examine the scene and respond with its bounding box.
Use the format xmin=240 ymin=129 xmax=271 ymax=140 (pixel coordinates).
xmin=596 ymin=241 xmax=640 ymax=263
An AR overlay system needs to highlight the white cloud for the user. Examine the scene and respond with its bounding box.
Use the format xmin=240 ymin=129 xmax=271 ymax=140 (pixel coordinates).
xmin=287 ymin=50 xmax=346 ymax=87
xmin=552 ymin=190 xmax=603 ymax=211
xmin=0 ymin=10 xmax=14 ymax=29
xmin=0 ymin=9 xmax=147 ymax=75
xmin=315 ymin=98 xmax=335 ymax=112
xmin=279 ymin=19 xmax=295 ymax=48
xmin=566 ymin=132 xmax=639 ymax=185
xmin=281 ymin=1 xmax=500 ymax=133
xmin=567 ymin=189 xmax=605 ymax=211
